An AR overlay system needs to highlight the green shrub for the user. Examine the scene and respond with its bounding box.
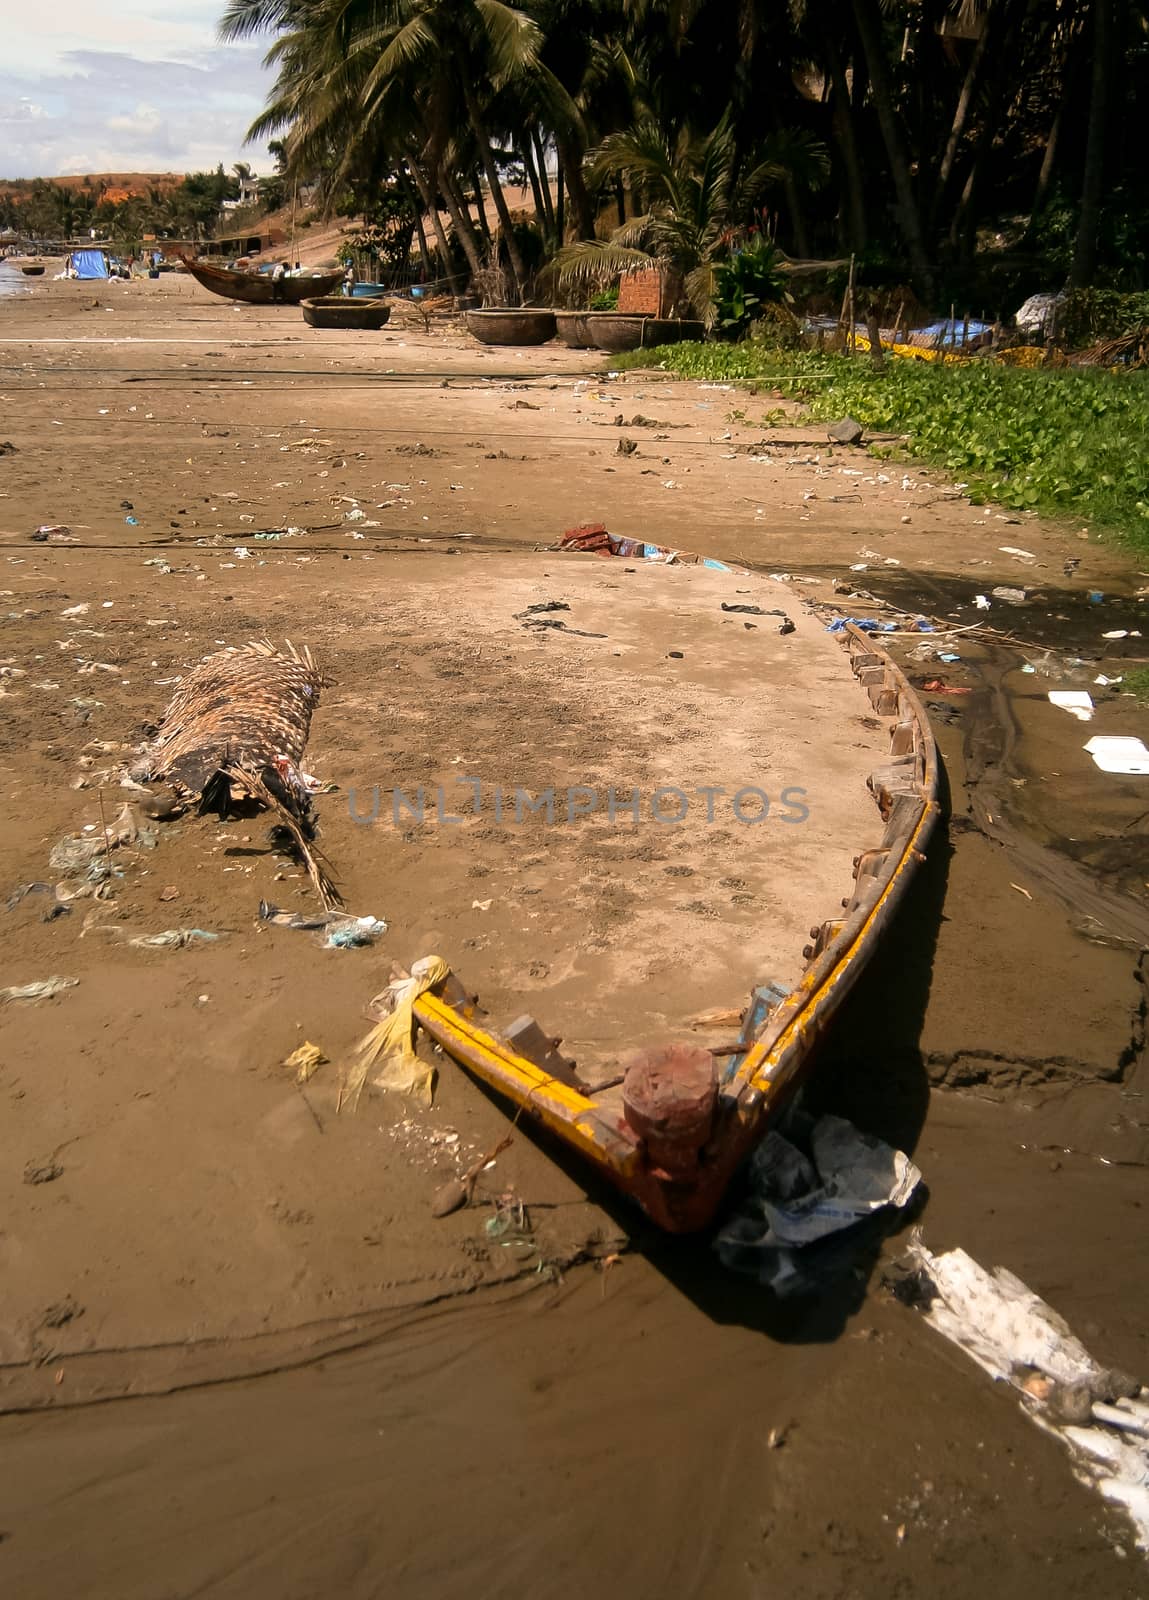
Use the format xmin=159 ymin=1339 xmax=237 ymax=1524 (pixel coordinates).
xmin=616 ymin=341 xmax=1149 ymax=553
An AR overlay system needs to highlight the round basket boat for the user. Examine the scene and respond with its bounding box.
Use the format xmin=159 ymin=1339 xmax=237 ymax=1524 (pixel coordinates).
xmin=584 ymin=313 xmax=705 ymax=353
xmin=20 ymin=264 xmax=46 ymax=277
xmin=301 ymin=296 xmax=391 ymax=331
xmin=464 ymin=308 xmax=556 ymax=346
xmin=555 ymin=311 xmax=594 ymax=349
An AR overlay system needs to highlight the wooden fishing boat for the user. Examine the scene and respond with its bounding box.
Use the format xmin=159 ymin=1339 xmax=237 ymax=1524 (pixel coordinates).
xmin=176 ymin=253 xmax=345 ymax=305
xmin=301 ymin=295 xmax=391 ymax=331
xmin=403 ymin=539 xmax=939 ymax=1234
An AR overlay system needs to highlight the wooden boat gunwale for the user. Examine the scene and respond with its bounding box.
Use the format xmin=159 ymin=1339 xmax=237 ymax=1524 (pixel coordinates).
xmin=413 ymin=562 xmax=939 ymax=1233
xmin=176 ymin=253 xmax=345 ymax=305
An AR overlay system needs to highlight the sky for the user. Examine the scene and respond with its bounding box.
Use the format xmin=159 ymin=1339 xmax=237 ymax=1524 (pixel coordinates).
xmin=0 ymin=1 xmax=276 ymax=178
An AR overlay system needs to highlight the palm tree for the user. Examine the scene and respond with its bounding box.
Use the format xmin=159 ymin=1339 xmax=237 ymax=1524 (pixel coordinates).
xmin=546 ymin=118 xmax=828 ymax=322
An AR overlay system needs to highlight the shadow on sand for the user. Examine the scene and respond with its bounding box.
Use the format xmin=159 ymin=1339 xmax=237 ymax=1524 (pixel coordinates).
xmin=531 ymin=756 xmax=954 ymax=1345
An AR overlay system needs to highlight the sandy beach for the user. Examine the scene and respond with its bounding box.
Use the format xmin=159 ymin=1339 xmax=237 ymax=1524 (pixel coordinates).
xmin=1 ymin=269 xmax=1147 ymax=1597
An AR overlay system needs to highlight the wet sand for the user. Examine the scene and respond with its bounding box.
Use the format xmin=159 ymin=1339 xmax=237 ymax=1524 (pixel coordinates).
xmin=0 ymin=275 xmax=1147 ymax=1596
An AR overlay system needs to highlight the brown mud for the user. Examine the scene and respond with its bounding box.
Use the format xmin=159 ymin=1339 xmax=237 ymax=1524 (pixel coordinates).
xmin=0 ymin=276 xmax=1147 ymax=1598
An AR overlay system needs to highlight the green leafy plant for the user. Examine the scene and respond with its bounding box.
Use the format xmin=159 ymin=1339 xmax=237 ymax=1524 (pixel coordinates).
xmin=712 ymin=239 xmax=791 ymax=337
xmin=590 ymin=287 xmax=619 ymax=310
xmin=614 ymin=340 xmax=1149 ymax=556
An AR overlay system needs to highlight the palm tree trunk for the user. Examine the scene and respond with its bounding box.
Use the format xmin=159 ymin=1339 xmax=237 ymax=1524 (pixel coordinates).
xmin=532 ymin=129 xmax=556 ymax=232
xmin=934 ymin=1 xmax=993 ymax=197
xmin=555 ymin=132 xmax=593 ymax=239
xmin=401 ymin=165 xmax=433 ymax=279
xmin=851 ymin=0 xmax=932 ymax=292
xmin=472 ymin=169 xmax=493 ymax=242
xmin=522 ymin=138 xmax=550 ymax=236
xmin=556 ymin=155 xmax=566 ymax=243
xmin=439 ymin=169 xmax=486 ymax=278
xmin=408 ymin=159 xmax=463 ymax=290
xmin=1031 ymin=103 xmax=1062 ymax=221
xmin=826 ymin=31 xmax=867 ymax=251
xmin=770 ymin=104 xmax=810 ymax=257
xmin=1069 ymin=0 xmax=1112 ymax=288
xmin=459 ymin=77 xmax=527 ymax=298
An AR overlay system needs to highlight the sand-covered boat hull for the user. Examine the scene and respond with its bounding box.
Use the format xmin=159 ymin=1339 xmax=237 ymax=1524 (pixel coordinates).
xmin=413 ymin=566 xmax=939 ymax=1231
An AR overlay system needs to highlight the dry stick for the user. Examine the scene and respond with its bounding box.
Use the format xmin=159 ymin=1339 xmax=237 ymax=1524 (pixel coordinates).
xmin=893 ymin=299 xmax=906 ymax=345
xmin=847 ymin=253 xmax=857 ymax=356
xmin=96 ymin=788 xmax=113 ymax=865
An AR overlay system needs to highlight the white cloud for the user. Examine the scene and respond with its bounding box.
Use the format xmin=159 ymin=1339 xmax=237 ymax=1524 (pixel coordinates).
xmin=0 ymin=5 xmax=276 ymax=177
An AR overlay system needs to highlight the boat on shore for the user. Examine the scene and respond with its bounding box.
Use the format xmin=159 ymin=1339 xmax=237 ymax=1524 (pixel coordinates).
xmin=176 ymin=254 xmax=345 ymax=305
xmin=301 ymin=295 xmax=391 ymax=330
xmin=405 ymin=542 xmax=939 ymax=1234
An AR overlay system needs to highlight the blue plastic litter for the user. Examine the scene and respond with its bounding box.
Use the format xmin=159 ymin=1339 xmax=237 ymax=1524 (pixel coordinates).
xmin=825 ymin=617 xmax=897 ymax=633
xmin=124 ymin=516 xmax=138 ymax=525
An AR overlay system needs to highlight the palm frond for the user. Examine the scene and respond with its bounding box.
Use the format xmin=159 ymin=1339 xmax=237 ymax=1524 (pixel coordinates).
xmin=541 ymin=238 xmax=657 ymax=294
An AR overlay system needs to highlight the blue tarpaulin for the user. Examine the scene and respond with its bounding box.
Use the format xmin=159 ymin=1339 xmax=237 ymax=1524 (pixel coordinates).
xmin=72 ymin=250 xmax=108 ymax=280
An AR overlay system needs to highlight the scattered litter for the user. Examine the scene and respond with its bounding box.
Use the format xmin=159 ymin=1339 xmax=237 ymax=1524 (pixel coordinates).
xmin=1048 ymin=691 xmax=1094 ymax=722
xmin=721 ymin=603 xmax=786 ymax=617
xmin=31 ymin=525 xmax=77 ymax=544
xmin=60 ymin=604 xmax=89 ymax=618
xmin=485 ymin=1195 xmax=534 ymax=1252
xmin=50 ymin=803 xmax=155 ymax=877
xmin=896 ymin=1235 xmax=1149 ymax=1552
xmin=990 ymin=586 xmax=1028 ymax=604
xmin=283 ymin=1041 xmax=327 ymax=1083
xmin=259 ymin=900 xmax=386 ymax=946
xmin=715 ymin=1115 xmax=921 ymax=1294
xmin=0 ymin=976 xmax=78 ymax=1004
xmin=1088 ymin=592 xmax=1105 ymax=604
xmin=1095 ymin=674 xmax=1122 ymax=687
xmin=1084 ymin=736 xmax=1149 ymax=776
xmin=1010 ymin=883 xmax=1033 ymax=900
xmin=338 ymin=955 xmax=450 ymax=1111
xmin=472 ymin=899 xmax=493 ymax=912
xmin=1102 ymin=629 xmax=1132 ymax=641
xmin=938 ymin=651 xmax=961 ymax=663
xmin=921 ymin=679 xmax=972 ymax=695
xmin=826 ymin=617 xmax=897 ymax=634
xmin=325 ymin=917 xmax=387 ymax=948
xmin=999 ymin=546 xmax=1036 ymax=560
xmin=974 ymin=595 xmax=991 ymax=610
xmin=121 ymin=928 xmax=221 ymax=949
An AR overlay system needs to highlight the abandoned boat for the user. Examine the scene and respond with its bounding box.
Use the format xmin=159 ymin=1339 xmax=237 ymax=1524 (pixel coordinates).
xmin=176 ymin=254 xmax=345 ymax=305
xmin=359 ymin=539 xmax=940 ymax=1233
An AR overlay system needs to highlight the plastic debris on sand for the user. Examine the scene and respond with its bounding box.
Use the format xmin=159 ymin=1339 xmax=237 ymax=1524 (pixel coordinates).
xmin=900 ymin=1235 xmax=1149 ymax=1553
xmin=1084 ymin=736 xmax=1149 ymax=776
xmin=714 ymin=1114 xmax=921 ymax=1295
xmin=1048 ymin=691 xmax=1094 ymax=722
xmin=0 ymin=976 xmax=79 ymax=1004
xmin=283 ymin=1041 xmax=327 ymax=1083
